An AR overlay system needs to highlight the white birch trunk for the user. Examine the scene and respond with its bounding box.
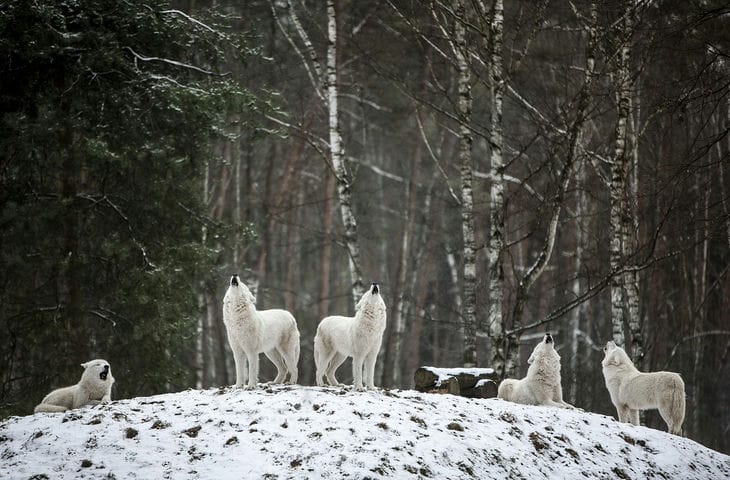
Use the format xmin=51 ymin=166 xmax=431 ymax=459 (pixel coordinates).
xmin=484 ymin=0 xmax=506 ymax=377
xmin=453 ymin=0 xmax=477 ymax=368
xmin=327 ymin=0 xmax=364 ymax=306
xmin=625 ymin=76 xmax=642 ymax=363
xmin=609 ymin=2 xmax=643 ymax=355
xmin=609 ymin=2 xmax=633 ymax=349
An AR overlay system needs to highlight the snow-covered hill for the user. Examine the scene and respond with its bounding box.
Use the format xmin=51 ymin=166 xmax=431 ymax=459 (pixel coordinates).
xmin=1 ymin=385 xmax=728 ymax=479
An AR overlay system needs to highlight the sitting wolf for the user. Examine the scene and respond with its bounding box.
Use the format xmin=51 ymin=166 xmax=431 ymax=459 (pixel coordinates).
xmin=34 ymin=360 xmax=114 ymax=413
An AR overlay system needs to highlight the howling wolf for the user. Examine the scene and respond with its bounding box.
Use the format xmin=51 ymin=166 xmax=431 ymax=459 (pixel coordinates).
xmin=602 ymin=341 xmax=685 ymax=435
xmin=223 ymin=274 xmax=300 ymax=389
xmin=497 ymin=333 xmax=574 ymax=409
xmin=34 ymin=360 xmax=114 ymax=413
xmin=314 ymin=283 xmax=387 ymax=391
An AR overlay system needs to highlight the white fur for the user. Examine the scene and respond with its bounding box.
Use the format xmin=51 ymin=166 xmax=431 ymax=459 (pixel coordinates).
xmin=497 ymin=334 xmax=574 ymax=409
xmin=601 ymin=341 xmax=685 ymax=435
xmin=314 ymin=284 xmax=387 ymax=391
xmin=222 ymin=275 xmax=300 ymax=389
xmin=34 ymin=359 xmax=114 ymax=413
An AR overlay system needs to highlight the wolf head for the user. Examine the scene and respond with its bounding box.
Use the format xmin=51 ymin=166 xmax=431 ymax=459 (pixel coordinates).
xmin=355 ymin=283 xmax=386 ymax=314
xmin=602 ymin=341 xmax=633 ymax=368
xmin=225 ymin=274 xmax=256 ymax=306
xmin=527 ymin=332 xmax=557 ymax=364
xmin=80 ymin=359 xmax=114 ymax=385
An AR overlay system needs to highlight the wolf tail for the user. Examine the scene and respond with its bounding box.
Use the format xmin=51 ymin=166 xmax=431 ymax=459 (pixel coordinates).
xmin=34 ymin=403 xmax=69 ymax=413
xmin=668 ymin=375 xmax=686 ymax=436
xmin=497 ymin=379 xmax=515 ymax=400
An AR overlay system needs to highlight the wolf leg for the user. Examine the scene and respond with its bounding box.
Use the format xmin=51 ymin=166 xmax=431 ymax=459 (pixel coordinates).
xmin=265 ymin=349 xmax=287 ymax=383
xmin=326 ymin=353 xmax=347 ymax=386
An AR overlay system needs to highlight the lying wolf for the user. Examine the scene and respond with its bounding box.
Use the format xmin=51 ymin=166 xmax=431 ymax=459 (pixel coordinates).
xmin=498 ymin=333 xmax=574 ymax=409
xmin=34 ymin=360 xmax=114 ymax=413
xmin=602 ymin=341 xmax=685 ymax=435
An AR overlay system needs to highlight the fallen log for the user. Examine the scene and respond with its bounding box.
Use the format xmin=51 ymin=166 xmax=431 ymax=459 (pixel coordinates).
xmin=414 ymin=366 xmax=499 ymax=399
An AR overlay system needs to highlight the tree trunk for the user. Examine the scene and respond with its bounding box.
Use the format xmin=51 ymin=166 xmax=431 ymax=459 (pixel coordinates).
xmin=610 ymin=0 xmax=634 ymax=350
xmin=483 ymin=0 xmax=506 ymax=377
xmin=327 ymin=0 xmax=364 ymax=307
xmin=318 ymin=167 xmax=335 ymax=320
xmin=195 ymin=155 xmax=211 ymax=389
xmin=386 ymin=120 xmax=422 ymax=387
xmin=625 ymin=74 xmax=642 ymax=364
xmin=59 ymin=124 xmax=88 ymax=363
xmin=453 ymin=0 xmax=477 ymax=368
xmin=569 ymin=160 xmax=588 ymax=404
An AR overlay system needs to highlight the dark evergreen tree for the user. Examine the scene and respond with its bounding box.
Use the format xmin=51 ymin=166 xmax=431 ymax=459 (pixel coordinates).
xmin=0 ymin=0 xmax=265 ymax=414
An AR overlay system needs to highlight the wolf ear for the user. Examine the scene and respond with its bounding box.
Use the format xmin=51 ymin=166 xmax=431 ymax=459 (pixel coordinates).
xmin=527 ymin=351 xmax=535 ymax=365
xmin=81 ymin=362 xmax=89 ymax=369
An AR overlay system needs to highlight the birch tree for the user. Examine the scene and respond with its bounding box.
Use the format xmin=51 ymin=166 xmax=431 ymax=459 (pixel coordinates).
xmin=271 ymin=0 xmax=365 ymax=307
xmin=609 ymin=1 xmax=642 ymax=361
xmin=327 ymin=0 xmax=365 ymax=305
xmin=453 ymin=0 xmax=478 ymax=368
xmin=482 ymin=0 xmax=507 ymax=377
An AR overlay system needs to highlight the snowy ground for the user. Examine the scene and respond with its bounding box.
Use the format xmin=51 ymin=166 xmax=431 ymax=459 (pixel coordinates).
xmin=1 ymin=385 xmax=728 ymax=479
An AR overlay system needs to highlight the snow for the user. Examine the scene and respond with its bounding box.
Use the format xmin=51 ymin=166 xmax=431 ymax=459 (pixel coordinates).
xmin=421 ymin=366 xmax=495 ymax=386
xmin=1 ymin=385 xmax=728 ymax=479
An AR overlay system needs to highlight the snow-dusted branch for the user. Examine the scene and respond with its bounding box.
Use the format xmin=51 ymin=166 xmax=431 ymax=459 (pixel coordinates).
xmin=160 ymin=9 xmax=221 ymax=35
xmin=124 ymin=47 xmax=216 ymax=76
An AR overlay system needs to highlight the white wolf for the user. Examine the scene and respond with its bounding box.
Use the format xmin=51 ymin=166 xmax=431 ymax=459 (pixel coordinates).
xmin=497 ymin=333 xmax=574 ymax=409
xmin=34 ymin=360 xmax=114 ymax=413
xmin=601 ymin=341 xmax=685 ymax=435
xmin=222 ymin=274 xmax=300 ymax=389
xmin=314 ymin=283 xmax=387 ymax=391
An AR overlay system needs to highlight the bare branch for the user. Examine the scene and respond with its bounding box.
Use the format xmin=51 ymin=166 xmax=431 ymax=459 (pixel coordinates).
xmin=415 ymin=109 xmax=461 ymax=204
xmin=270 ymin=0 xmax=324 ymax=100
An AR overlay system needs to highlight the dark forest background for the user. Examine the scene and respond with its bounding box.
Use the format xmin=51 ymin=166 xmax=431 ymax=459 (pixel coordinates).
xmin=1 ymin=0 xmax=728 ymax=454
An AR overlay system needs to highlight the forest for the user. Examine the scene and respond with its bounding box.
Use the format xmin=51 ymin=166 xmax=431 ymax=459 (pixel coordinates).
xmin=1 ymin=0 xmax=728 ymax=454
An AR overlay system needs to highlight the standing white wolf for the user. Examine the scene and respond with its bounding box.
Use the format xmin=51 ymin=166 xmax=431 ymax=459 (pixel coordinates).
xmin=601 ymin=341 xmax=685 ymax=435
xmin=314 ymin=283 xmax=387 ymax=391
xmin=222 ymin=274 xmax=300 ymax=389
xmin=497 ymin=333 xmax=574 ymax=409
xmin=34 ymin=360 xmax=114 ymax=413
